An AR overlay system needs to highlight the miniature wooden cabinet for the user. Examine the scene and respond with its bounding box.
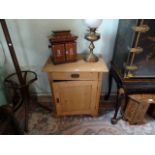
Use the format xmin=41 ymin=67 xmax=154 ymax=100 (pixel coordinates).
xmin=42 ymin=55 xmax=108 ymax=116
xmin=48 ymin=30 xmax=78 ymax=64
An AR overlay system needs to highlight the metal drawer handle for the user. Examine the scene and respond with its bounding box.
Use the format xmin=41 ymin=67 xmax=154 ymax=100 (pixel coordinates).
xmin=71 ymin=73 xmax=80 ymax=78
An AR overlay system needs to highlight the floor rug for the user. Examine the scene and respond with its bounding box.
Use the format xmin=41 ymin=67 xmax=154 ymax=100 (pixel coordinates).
xmin=28 ymin=108 xmax=155 ymax=135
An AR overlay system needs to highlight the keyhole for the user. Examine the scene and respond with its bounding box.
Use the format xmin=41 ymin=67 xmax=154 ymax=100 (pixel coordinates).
xmin=56 ymin=98 xmax=59 ymax=103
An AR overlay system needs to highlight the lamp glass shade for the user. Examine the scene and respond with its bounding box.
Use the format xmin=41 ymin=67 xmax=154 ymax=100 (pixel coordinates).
xmin=84 ymin=19 xmax=102 ymax=28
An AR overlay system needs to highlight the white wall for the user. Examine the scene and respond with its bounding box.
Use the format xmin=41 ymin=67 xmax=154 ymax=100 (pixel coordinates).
xmin=0 ymin=19 xmax=119 ymax=95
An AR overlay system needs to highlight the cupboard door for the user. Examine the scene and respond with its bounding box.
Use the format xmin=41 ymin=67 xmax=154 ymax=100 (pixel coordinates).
xmin=52 ymin=44 xmax=65 ymax=64
xmin=65 ymin=42 xmax=77 ymax=62
xmin=52 ymin=81 xmax=98 ymax=116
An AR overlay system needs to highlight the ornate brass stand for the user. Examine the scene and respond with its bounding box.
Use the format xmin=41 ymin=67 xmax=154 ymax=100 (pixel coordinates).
xmin=125 ymin=20 xmax=150 ymax=78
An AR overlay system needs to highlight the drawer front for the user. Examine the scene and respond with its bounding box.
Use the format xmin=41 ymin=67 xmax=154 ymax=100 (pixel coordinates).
xmin=49 ymin=72 xmax=98 ymax=80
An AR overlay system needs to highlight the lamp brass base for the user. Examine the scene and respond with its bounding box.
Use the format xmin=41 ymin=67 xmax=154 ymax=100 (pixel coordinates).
xmin=85 ymin=53 xmax=98 ymax=62
xmin=84 ymin=28 xmax=100 ymax=63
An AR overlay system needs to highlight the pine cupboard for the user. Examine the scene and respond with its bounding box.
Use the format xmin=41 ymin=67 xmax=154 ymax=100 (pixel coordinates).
xmin=42 ymin=55 xmax=108 ymax=116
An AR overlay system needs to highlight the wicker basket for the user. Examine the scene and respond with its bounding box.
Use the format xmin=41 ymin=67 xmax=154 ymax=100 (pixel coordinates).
xmin=123 ymin=94 xmax=155 ymax=124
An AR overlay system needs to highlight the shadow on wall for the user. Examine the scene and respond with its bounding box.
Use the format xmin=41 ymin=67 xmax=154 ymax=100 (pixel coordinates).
xmin=0 ymin=19 xmax=119 ymax=95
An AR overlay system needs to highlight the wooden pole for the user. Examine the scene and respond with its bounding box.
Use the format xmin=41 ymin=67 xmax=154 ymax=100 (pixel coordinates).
xmin=0 ymin=19 xmax=24 ymax=86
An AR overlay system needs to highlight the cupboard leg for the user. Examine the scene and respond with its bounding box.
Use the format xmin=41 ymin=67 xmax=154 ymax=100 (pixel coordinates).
xmin=91 ymin=111 xmax=98 ymax=117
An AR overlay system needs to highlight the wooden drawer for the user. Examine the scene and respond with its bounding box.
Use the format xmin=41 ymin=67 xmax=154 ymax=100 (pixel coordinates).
xmin=49 ymin=72 xmax=98 ymax=81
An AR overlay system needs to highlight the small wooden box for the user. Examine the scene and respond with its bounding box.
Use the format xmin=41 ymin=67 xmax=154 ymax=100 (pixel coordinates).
xmin=123 ymin=94 xmax=155 ymax=124
xmin=49 ymin=30 xmax=78 ymax=64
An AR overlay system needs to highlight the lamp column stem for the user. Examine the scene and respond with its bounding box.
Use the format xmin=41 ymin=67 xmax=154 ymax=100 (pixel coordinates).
xmin=85 ymin=40 xmax=98 ymax=62
xmin=89 ymin=41 xmax=95 ymax=54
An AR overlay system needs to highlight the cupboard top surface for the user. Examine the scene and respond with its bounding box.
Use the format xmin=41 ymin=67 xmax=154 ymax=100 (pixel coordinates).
xmin=42 ymin=54 xmax=108 ymax=73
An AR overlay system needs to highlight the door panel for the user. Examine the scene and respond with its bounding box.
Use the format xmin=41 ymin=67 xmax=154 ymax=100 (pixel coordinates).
xmin=52 ymin=81 xmax=98 ymax=115
xmin=52 ymin=44 xmax=65 ymax=64
xmin=65 ymin=42 xmax=76 ymax=61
